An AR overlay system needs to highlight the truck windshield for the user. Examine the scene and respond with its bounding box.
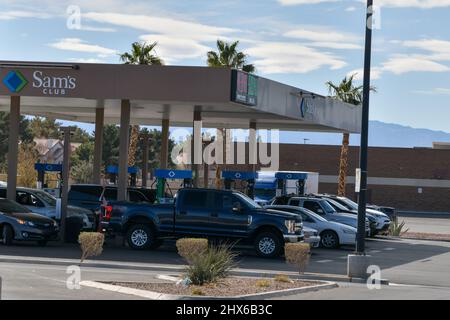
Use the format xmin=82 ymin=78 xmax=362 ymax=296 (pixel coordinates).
xmin=233 ymin=193 xmax=262 ymax=209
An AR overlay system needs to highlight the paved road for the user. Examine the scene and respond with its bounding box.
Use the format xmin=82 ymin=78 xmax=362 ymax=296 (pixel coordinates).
xmin=272 ymin=282 xmax=450 ymax=300
xmin=0 ymin=261 xmax=175 ymax=300
xmin=402 ymin=216 xmax=450 ymax=234
xmin=1 ymin=237 xmax=450 ymax=299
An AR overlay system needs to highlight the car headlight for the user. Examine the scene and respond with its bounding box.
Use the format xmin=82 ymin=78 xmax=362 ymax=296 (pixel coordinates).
xmin=285 ymin=220 xmax=296 ymax=234
xmin=342 ymin=227 xmax=356 ymax=234
xmin=16 ymin=219 xmax=35 ymax=227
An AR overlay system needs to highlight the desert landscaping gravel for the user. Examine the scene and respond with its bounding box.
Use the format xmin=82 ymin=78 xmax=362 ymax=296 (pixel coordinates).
xmin=107 ymin=277 xmax=321 ymax=297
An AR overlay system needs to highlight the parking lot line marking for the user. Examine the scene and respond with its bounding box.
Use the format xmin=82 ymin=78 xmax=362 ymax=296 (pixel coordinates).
xmin=316 ymin=260 xmax=333 ymax=263
xmin=369 ymin=250 xmax=381 ymax=253
xmin=384 ymin=247 xmax=395 ymax=251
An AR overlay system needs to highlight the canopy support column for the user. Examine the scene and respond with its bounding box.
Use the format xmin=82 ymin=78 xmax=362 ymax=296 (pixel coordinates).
xmin=93 ymin=100 xmax=104 ymax=184
xmin=249 ymin=121 xmax=257 ymax=172
xmin=192 ymin=108 xmax=202 ymax=187
xmin=7 ymin=96 xmax=20 ymax=201
xmin=160 ymin=119 xmax=170 ymax=169
xmin=118 ymin=99 xmax=130 ymax=201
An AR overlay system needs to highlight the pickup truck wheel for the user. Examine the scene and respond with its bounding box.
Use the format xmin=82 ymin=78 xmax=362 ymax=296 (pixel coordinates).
xmin=320 ymin=230 xmax=339 ymax=249
xmin=254 ymin=232 xmax=282 ymax=258
xmin=126 ymin=224 xmax=155 ymax=250
xmin=2 ymin=224 xmax=14 ymax=246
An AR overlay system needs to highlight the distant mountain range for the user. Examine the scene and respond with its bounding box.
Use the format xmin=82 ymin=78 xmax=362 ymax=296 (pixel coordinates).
xmin=279 ymin=120 xmax=450 ymax=148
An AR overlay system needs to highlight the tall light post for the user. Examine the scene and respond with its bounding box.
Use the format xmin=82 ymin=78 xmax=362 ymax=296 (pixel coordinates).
xmin=348 ymin=0 xmax=374 ymax=279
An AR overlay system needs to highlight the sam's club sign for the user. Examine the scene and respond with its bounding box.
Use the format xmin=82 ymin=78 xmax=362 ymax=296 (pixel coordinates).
xmin=2 ymin=70 xmax=77 ymax=96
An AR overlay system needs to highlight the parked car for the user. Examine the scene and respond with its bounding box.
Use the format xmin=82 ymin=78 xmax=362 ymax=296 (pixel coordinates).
xmin=302 ymin=226 xmax=321 ymax=248
xmin=0 ymin=198 xmax=59 ymax=246
xmin=266 ymin=205 xmax=357 ymax=249
xmin=269 ymin=196 xmax=371 ymax=235
xmin=316 ymin=194 xmax=391 ymax=233
xmin=0 ymin=187 xmax=93 ymax=230
xmin=367 ymin=204 xmax=396 ymax=219
xmin=318 ymin=197 xmax=378 ymax=236
xmin=101 ymin=188 xmax=304 ymax=258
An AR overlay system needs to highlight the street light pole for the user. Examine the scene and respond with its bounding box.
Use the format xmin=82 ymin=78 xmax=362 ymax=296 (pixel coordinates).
xmin=356 ymin=0 xmax=374 ymax=255
xmin=347 ymin=0 xmax=374 ymax=279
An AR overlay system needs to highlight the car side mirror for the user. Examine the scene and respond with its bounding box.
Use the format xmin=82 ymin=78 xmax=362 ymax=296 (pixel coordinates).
xmin=232 ymin=202 xmax=242 ymax=213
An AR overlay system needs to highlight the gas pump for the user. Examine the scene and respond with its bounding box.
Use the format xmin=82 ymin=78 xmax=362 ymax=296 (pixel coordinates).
xmin=221 ymin=171 xmax=258 ymax=199
xmin=34 ymin=163 xmax=63 ymax=197
xmin=106 ymin=165 xmax=138 ymax=186
xmin=275 ymin=172 xmax=308 ymax=197
xmin=153 ymin=169 xmax=193 ymax=203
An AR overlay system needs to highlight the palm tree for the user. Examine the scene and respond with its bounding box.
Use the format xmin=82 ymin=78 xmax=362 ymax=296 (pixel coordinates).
xmin=207 ymin=40 xmax=255 ymax=188
xmin=326 ymin=74 xmax=376 ymax=196
xmin=120 ymin=42 xmax=164 ymax=183
xmin=120 ymin=41 xmax=164 ymax=65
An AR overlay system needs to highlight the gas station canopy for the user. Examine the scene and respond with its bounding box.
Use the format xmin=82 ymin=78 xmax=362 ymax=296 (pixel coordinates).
xmin=0 ymin=61 xmax=361 ymax=133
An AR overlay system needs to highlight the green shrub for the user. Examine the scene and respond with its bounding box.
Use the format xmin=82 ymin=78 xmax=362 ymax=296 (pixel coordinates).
xmin=285 ymin=243 xmax=311 ymax=274
xmin=176 ymin=238 xmax=209 ymax=262
xmin=389 ymin=220 xmax=409 ymax=237
xmin=255 ymin=279 xmax=271 ymax=288
xmin=191 ymin=288 xmax=205 ymax=296
xmin=186 ymin=243 xmax=237 ymax=285
xmin=274 ymin=274 xmax=291 ymax=283
xmin=78 ymin=232 xmax=105 ymax=263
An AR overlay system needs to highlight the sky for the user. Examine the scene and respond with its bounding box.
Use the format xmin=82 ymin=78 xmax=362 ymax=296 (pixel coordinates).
xmin=1 ymin=0 xmax=450 ymax=137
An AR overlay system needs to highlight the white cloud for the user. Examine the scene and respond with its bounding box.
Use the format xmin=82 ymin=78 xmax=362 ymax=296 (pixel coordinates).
xmin=49 ymin=38 xmax=117 ymax=55
xmin=401 ymin=39 xmax=450 ymax=61
xmin=83 ymin=12 xmax=235 ymax=42
xmin=347 ymin=67 xmax=383 ymax=80
xmin=0 ymin=10 xmax=50 ymax=20
xmin=68 ymin=57 xmax=105 ymax=63
xmin=284 ymin=27 xmax=362 ymax=50
xmin=376 ymin=0 xmax=450 ymax=9
xmin=345 ymin=6 xmax=357 ymax=11
xmin=277 ymin=0 xmax=339 ymax=5
xmin=278 ymin=0 xmax=450 ymax=8
xmin=381 ymin=55 xmax=450 ymax=74
xmin=246 ymin=42 xmax=347 ymax=74
xmin=414 ymin=88 xmax=450 ymax=95
xmin=139 ymin=34 xmax=211 ymax=63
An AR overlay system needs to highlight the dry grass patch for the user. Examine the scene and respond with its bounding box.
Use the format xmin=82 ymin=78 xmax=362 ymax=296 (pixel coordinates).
xmin=176 ymin=238 xmax=208 ymax=262
xmin=285 ymin=243 xmax=311 ymax=274
xmin=79 ymin=232 xmax=104 ymax=263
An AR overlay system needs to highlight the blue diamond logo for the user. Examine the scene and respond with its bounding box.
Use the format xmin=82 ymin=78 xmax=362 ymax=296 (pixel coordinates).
xmin=3 ymin=71 xmax=28 ymax=93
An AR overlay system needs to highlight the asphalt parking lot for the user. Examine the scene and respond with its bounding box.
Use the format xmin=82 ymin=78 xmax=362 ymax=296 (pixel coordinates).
xmin=1 ymin=216 xmax=450 ymax=299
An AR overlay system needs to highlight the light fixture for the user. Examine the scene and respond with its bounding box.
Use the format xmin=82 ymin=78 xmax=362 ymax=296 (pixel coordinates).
xmin=0 ymin=62 xmax=79 ymax=70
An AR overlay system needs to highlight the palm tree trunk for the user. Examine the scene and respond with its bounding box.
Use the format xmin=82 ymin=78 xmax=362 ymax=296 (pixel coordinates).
xmin=214 ymin=128 xmax=225 ymax=189
xmin=128 ymin=125 xmax=140 ymax=167
xmin=337 ymin=132 xmax=350 ymax=196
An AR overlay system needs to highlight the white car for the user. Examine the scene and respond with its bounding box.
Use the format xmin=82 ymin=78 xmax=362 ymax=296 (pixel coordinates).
xmin=303 ymin=226 xmax=321 ymax=248
xmin=267 ymin=205 xmax=357 ymax=249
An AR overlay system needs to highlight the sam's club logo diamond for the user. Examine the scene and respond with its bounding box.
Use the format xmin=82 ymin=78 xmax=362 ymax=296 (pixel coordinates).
xmin=3 ymin=70 xmax=28 ymax=93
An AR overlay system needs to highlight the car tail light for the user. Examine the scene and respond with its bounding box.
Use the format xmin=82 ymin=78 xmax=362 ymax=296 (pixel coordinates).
xmin=102 ymin=205 xmax=113 ymax=221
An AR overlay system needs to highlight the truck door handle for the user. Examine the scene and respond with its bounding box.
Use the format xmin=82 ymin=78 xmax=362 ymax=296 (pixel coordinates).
xmin=179 ymin=211 xmax=187 ymax=215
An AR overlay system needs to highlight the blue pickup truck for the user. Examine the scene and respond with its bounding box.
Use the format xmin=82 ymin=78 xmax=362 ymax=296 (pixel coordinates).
xmin=101 ymin=188 xmax=304 ymax=258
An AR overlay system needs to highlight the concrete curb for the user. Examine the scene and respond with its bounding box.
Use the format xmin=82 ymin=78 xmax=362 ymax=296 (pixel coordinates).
xmin=0 ymin=254 xmax=352 ymax=283
xmin=80 ymin=280 xmax=338 ymax=300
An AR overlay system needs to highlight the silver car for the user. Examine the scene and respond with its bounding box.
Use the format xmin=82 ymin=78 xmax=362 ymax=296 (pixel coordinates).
xmin=2 ymin=187 xmax=94 ymax=230
xmin=267 ymin=205 xmax=358 ymax=249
